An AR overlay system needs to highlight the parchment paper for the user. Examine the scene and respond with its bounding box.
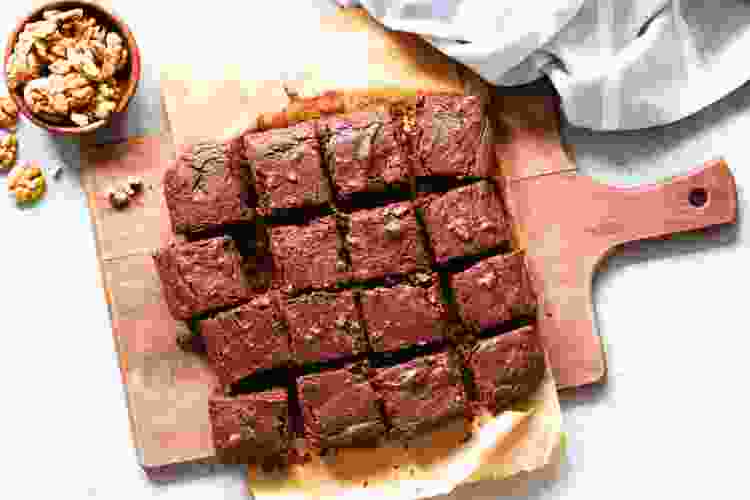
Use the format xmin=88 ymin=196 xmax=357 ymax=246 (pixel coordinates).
xmin=246 ymin=366 xmax=562 ymax=500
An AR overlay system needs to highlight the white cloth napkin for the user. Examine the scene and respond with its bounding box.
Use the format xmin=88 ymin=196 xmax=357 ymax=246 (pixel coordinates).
xmin=336 ymin=0 xmax=750 ymax=131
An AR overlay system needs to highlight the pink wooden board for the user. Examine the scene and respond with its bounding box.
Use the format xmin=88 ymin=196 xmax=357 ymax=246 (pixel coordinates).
xmin=80 ymin=93 xmax=737 ymax=474
xmin=80 ymin=135 xmax=220 ymax=474
xmin=76 ymin=6 xmax=739 ymax=473
xmin=494 ymin=83 xmax=738 ymax=390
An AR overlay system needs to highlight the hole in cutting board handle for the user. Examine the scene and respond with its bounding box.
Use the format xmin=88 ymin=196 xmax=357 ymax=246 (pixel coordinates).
xmin=689 ymin=188 xmax=708 ymax=208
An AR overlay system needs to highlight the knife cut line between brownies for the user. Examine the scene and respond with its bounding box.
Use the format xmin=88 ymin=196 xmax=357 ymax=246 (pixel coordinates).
xmin=154 ymin=90 xmax=546 ymax=467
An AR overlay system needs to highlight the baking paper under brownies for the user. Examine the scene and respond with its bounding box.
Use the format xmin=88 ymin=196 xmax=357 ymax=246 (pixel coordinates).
xmin=153 ymin=92 xmax=546 ymax=464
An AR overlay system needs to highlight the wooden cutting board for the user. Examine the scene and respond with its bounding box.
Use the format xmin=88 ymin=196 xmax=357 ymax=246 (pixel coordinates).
xmin=78 ymin=2 xmax=737 ymax=476
xmin=492 ymin=83 xmax=737 ymax=390
xmin=158 ymin=4 xmax=736 ymax=390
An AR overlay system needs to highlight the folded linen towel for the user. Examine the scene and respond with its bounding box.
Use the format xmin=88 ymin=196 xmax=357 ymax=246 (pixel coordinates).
xmin=336 ymin=0 xmax=750 ymax=131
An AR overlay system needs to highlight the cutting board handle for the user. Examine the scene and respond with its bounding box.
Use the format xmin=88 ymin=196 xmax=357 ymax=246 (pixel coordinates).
xmin=584 ymin=158 xmax=737 ymax=249
xmin=500 ymin=156 xmax=737 ymax=390
xmin=492 ymin=83 xmax=738 ymax=391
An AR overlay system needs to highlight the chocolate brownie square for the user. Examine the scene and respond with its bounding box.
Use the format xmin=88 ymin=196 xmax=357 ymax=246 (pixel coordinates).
xmin=152 ymin=236 xmax=252 ymax=321
xmin=209 ymin=388 xmax=289 ymax=463
xmin=450 ymin=252 xmax=536 ymax=332
xmin=465 ymin=326 xmax=546 ymax=414
xmin=282 ymin=290 xmax=367 ymax=364
xmin=244 ymin=121 xmax=331 ymax=216
xmin=200 ymin=293 xmax=290 ymax=387
xmin=163 ymin=138 xmax=254 ymax=236
xmin=346 ymin=201 xmax=429 ymax=282
xmin=418 ymin=181 xmax=511 ymax=265
xmin=270 ymin=215 xmax=350 ymax=294
xmin=370 ymin=351 xmax=467 ymax=438
xmin=359 ymin=275 xmax=449 ymax=352
xmin=319 ymin=110 xmax=411 ymax=200
xmin=298 ymin=362 xmax=386 ymax=449
xmin=411 ymin=94 xmax=489 ymax=179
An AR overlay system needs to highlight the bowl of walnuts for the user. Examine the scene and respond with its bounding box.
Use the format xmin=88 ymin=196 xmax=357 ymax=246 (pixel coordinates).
xmin=3 ymin=1 xmax=140 ymax=135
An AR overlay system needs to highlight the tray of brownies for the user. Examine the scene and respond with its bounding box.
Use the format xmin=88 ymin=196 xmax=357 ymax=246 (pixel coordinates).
xmin=154 ymin=89 xmax=547 ymax=469
xmin=69 ymin=4 xmax=739 ymax=498
xmin=77 ymin=10 xmax=565 ymax=496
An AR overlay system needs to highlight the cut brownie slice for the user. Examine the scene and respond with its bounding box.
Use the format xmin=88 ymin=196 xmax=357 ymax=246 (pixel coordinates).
xmin=270 ymin=215 xmax=350 ymax=294
xmin=465 ymin=326 xmax=546 ymax=414
xmin=152 ymin=236 xmax=252 ymax=321
xmin=418 ymin=181 xmax=511 ymax=265
xmin=200 ymin=293 xmax=290 ymax=387
xmin=319 ymin=110 xmax=411 ymax=200
xmin=163 ymin=138 xmax=254 ymax=236
xmin=282 ymin=290 xmax=367 ymax=364
xmin=411 ymin=94 xmax=489 ymax=179
xmin=450 ymin=252 xmax=536 ymax=332
xmin=209 ymin=388 xmax=289 ymax=464
xmin=298 ymin=362 xmax=386 ymax=449
xmin=359 ymin=274 xmax=449 ymax=352
xmin=244 ymin=121 xmax=331 ymax=216
xmin=371 ymin=351 xmax=467 ymax=438
xmin=347 ymin=201 xmax=429 ymax=282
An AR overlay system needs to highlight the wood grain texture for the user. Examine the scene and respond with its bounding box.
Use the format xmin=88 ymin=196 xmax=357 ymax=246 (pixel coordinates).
xmin=160 ymin=7 xmax=463 ymax=147
xmin=494 ymin=82 xmax=738 ymax=389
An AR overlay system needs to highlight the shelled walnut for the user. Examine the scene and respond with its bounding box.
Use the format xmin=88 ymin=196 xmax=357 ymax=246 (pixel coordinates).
xmin=7 ymin=163 xmax=46 ymax=204
xmin=0 ymin=96 xmax=19 ymax=130
xmin=6 ymin=7 xmax=129 ymax=127
xmin=0 ymin=134 xmax=17 ymax=170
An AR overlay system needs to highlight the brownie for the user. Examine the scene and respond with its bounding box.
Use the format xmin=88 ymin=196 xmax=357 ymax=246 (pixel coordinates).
xmin=371 ymin=351 xmax=467 ymax=438
xmin=411 ymin=94 xmax=489 ymax=178
xmin=200 ymin=293 xmax=290 ymax=387
xmin=359 ymin=275 xmax=449 ymax=352
xmin=163 ymin=138 xmax=254 ymax=235
xmin=450 ymin=252 xmax=536 ymax=332
xmin=244 ymin=121 xmax=331 ymax=215
xmin=298 ymin=362 xmax=386 ymax=449
xmin=466 ymin=326 xmax=546 ymax=414
xmin=346 ymin=201 xmax=428 ymax=282
xmin=152 ymin=236 xmax=252 ymax=321
xmin=282 ymin=290 xmax=367 ymax=364
xmin=270 ymin=215 xmax=350 ymax=294
xmin=209 ymin=388 xmax=289 ymax=463
xmin=419 ymin=181 xmax=511 ymax=265
xmin=319 ymin=110 xmax=411 ymax=200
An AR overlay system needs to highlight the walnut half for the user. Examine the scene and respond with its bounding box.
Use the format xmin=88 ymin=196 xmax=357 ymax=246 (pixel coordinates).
xmin=0 ymin=96 xmax=19 ymax=129
xmin=7 ymin=163 xmax=46 ymax=204
xmin=0 ymin=134 xmax=17 ymax=170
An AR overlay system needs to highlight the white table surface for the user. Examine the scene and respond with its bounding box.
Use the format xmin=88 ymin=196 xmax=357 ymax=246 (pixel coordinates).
xmin=1 ymin=1 xmax=748 ymax=498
